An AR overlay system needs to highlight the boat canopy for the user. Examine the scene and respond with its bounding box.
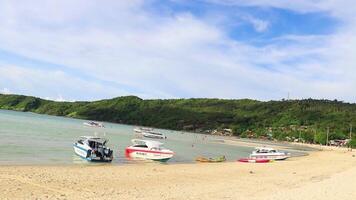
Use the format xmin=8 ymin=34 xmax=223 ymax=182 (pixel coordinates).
xmin=254 ymin=147 xmax=277 ymax=152
xmin=131 ymin=139 xmax=163 ymax=149
xmin=80 ymin=136 xmax=108 ymax=144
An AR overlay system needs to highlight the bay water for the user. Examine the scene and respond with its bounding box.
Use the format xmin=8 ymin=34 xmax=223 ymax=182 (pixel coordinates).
xmin=0 ymin=109 xmax=257 ymax=165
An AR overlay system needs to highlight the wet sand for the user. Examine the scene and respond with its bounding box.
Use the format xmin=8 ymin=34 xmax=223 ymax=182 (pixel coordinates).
xmin=1 ymin=149 xmax=355 ymax=200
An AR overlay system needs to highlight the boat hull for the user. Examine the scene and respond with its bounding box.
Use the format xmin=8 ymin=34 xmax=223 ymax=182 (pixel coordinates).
xmin=249 ymin=154 xmax=289 ymax=160
xmin=142 ymin=134 xmax=165 ymax=139
xmin=238 ymin=158 xmax=271 ymax=163
xmin=125 ymin=147 xmax=173 ymax=162
xmin=83 ymin=122 xmax=104 ymax=128
xmin=73 ymin=144 xmax=91 ymax=160
xmin=73 ymin=144 xmax=113 ymax=162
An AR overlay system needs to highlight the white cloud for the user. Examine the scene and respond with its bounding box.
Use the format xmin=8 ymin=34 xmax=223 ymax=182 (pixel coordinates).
xmin=0 ymin=87 xmax=11 ymax=94
xmin=55 ymin=95 xmax=68 ymax=102
xmin=0 ymin=64 xmax=142 ymax=101
xmin=245 ymin=16 xmax=269 ymax=32
xmin=0 ymin=0 xmax=355 ymax=102
xmin=204 ymin=0 xmax=333 ymax=14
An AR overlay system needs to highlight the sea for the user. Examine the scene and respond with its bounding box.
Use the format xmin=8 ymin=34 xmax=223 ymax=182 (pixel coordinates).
xmin=0 ymin=109 xmax=307 ymax=165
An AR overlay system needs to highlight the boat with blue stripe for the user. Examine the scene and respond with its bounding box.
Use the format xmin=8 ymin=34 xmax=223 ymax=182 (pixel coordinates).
xmin=73 ymin=136 xmax=113 ymax=162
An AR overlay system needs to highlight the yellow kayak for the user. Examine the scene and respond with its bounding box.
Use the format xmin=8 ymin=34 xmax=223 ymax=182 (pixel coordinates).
xmin=196 ymin=156 xmax=226 ymax=163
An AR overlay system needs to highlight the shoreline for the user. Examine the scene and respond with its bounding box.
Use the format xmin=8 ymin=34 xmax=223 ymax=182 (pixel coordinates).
xmin=0 ymin=137 xmax=314 ymax=166
xmin=1 ymin=149 xmax=356 ymax=200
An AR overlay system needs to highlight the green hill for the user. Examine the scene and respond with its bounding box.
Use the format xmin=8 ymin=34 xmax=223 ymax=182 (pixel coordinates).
xmin=0 ymin=94 xmax=355 ymax=145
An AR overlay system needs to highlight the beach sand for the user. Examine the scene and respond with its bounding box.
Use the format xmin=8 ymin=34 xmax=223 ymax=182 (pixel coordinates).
xmin=1 ymin=149 xmax=355 ymax=200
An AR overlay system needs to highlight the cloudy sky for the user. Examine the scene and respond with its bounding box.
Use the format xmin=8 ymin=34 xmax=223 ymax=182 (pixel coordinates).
xmin=0 ymin=0 xmax=355 ymax=102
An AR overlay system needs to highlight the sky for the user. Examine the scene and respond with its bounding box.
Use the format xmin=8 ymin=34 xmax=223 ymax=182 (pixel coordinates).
xmin=0 ymin=0 xmax=355 ymax=102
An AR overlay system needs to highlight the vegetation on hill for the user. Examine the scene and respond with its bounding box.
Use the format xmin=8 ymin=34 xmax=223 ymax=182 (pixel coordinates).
xmin=0 ymin=94 xmax=355 ymax=146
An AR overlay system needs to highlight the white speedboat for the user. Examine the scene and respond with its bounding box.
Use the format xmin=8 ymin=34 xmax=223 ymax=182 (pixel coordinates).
xmin=134 ymin=127 xmax=153 ymax=133
xmin=133 ymin=127 xmax=166 ymax=139
xmin=142 ymin=131 xmax=166 ymax=139
xmin=125 ymin=139 xmax=174 ymax=162
xmin=83 ymin=121 xmax=104 ymax=128
xmin=73 ymin=136 xmax=113 ymax=162
xmin=249 ymin=147 xmax=290 ymax=160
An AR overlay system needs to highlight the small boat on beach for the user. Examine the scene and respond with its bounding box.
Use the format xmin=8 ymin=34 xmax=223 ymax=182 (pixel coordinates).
xmin=238 ymin=158 xmax=271 ymax=163
xmin=249 ymin=147 xmax=290 ymax=160
xmin=134 ymin=127 xmax=166 ymax=139
xmin=73 ymin=136 xmax=113 ymax=162
xmin=195 ymin=155 xmax=226 ymax=163
xmin=125 ymin=139 xmax=174 ymax=162
xmin=83 ymin=121 xmax=105 ymax=128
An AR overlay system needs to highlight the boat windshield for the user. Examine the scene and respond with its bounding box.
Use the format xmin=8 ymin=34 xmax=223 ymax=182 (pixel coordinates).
xmin=88 ymin=141 xmax=101 ymax=148
xmin=133 ymin=144 xmax=148 ymax=148
xmin=150 ymin=146 xmax=163 ymax=151
xmin=131 ymin=139 xmax=164 ymax=149
xmin=86 ymin=138 xmax=107 ymax=148
xmin=256 ymin=149 xmax=277 ymax=153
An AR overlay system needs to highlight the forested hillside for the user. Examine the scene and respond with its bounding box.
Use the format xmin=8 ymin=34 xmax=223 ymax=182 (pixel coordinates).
xmin=1 ymin=94 xmax=355 ymax=145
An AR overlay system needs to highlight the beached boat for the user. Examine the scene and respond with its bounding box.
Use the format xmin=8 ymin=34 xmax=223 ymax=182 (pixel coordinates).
xmin=195 ymin=156 xmax=226 ymax=163
xmin=83 ymin=121 xmax=104 ymax=128
xmin=73 ymin=136 xmax=113 ymax=162
xmin=125 ymin=139 xmax=174 ymax=162
xmin=249 ymin=147 xmax=290 ymax=160
xmin=133 ymin=127 xmax=166 ymax=139
xmin=238 ymin=158 xmax=271 ymax=163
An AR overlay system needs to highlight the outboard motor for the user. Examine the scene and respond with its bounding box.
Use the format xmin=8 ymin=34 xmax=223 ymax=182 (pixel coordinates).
xmin=97 ymin=147 xmax=104 ymax=158
xmin=106 ymin=148 xmax=113 ymax=158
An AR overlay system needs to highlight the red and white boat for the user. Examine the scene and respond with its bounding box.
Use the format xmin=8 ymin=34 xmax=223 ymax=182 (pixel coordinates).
xmin=238 ymin=158 xmax=271 ymax=163
xmin=249 ymin=147 xmax=290 ymax=160
xmin=125 ymin=139 xmax=174 ymax=162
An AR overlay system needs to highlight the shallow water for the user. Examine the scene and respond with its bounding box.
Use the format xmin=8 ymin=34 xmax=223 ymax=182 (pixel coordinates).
xmin=0 ymin=109 xmax=304 ymax=165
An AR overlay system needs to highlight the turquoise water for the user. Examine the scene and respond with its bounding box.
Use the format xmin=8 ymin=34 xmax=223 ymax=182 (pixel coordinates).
xmin=0 ymin=109 xmax=258 ymax=165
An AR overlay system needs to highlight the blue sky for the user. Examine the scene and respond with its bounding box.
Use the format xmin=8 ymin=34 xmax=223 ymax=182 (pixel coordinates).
xmin=0 ymin=0 xmax=355 ymax=102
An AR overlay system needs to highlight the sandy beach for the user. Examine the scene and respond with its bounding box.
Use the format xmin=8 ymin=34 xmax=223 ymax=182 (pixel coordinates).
xmin=1 ymin=147 xmax=355 ymax=200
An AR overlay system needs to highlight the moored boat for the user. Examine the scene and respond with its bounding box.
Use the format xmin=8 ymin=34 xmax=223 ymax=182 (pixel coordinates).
xmin=125 ymin=139 xmax=174 ymax=162
xmin=134 ymin=127 xmax=166 ymax=139
xmin=142 ymin=131 xmax=167 ymax=139
xmin=134 ymin=127 xmax=153 ymax=133
xmin=83 ymin=121 xmax=105 ymax=128
xmin=249 ymin=147 xmax=290 ymax=160
xmin=73 ymin=136 xmax=113 ymax=162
